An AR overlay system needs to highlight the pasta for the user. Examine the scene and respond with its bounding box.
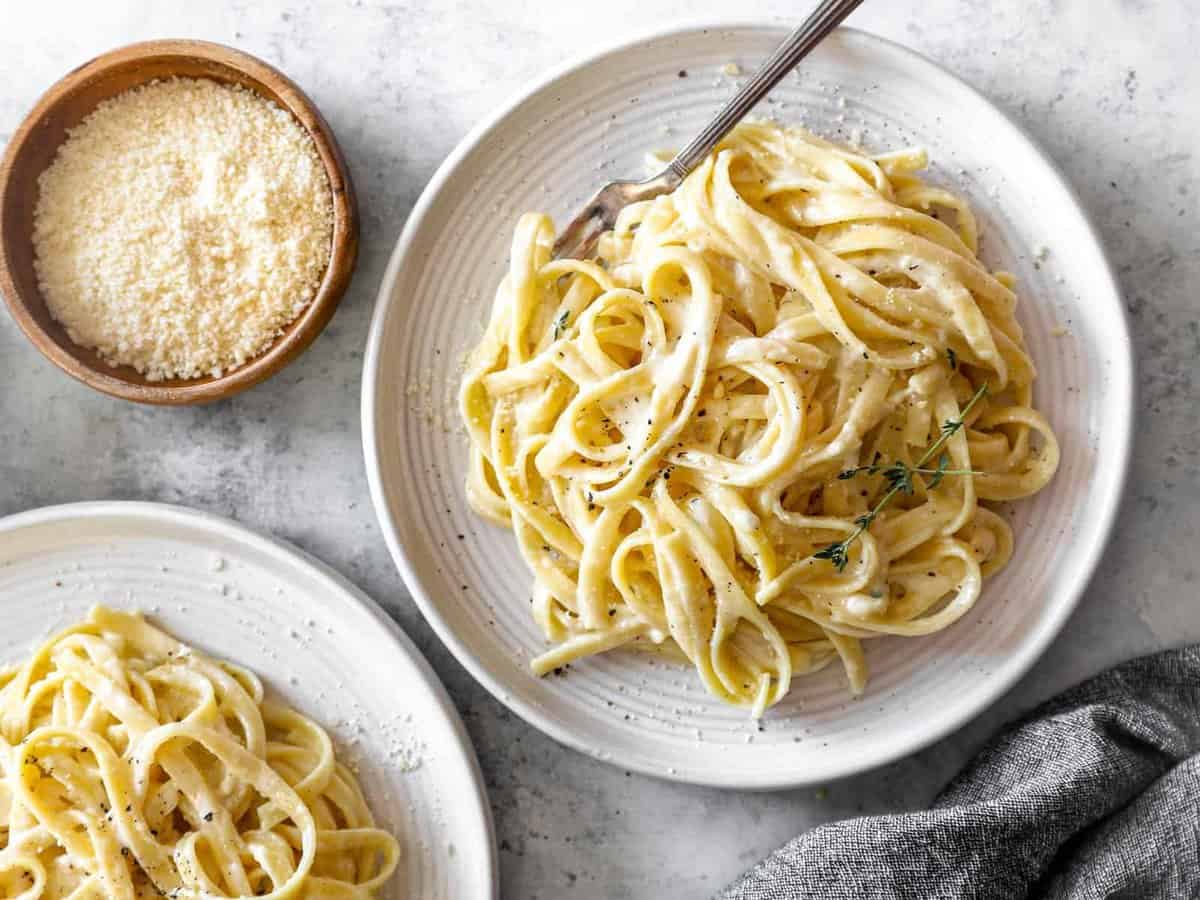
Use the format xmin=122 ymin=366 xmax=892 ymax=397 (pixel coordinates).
xmin=460 ymin=122 xmax=1059 ymax=714
xmin=0 ymin=606 xmax=399 ymax=898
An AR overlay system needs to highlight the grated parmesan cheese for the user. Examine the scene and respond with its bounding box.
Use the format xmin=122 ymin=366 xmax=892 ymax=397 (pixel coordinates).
xmin=33 ymin=78 xmax=333 ymax=381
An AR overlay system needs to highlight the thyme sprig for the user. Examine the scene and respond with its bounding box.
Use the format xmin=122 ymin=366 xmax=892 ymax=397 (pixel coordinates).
xmin=813 ymin=382 xmax=988 ymax=572
xmin=552 ymin=309 xmax=570 ymax=340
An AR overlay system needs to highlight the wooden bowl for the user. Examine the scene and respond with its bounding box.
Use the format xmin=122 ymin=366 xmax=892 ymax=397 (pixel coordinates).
xmin=0 ymin=40 xmax=358 ymax=405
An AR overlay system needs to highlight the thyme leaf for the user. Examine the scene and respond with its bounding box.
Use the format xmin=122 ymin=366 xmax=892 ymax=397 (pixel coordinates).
xmin=812 ymin=541 xmax=849 ymax=571
xmin=927 ymin=452 xmax=951 ymax=489
xmin=553 ymin=309 xmax=570 ymax=340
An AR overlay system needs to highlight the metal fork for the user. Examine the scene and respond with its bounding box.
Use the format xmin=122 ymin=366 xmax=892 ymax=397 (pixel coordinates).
xmin=553 ymin=0 xmax=866 ymax=260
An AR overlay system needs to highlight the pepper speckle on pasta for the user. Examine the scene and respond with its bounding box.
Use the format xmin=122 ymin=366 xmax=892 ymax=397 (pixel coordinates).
xmin=459 ymin=122 xmax=1059 ymax=715
xmin=0 ymin=606 xmax=399 ymax=897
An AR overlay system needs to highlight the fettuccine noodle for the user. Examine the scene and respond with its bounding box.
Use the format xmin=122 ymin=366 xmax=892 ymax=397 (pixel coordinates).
xmin=460 ymin=122 xmax=1059 ymax=714
xmin=0 ymin=607 xmax=399 ymax=898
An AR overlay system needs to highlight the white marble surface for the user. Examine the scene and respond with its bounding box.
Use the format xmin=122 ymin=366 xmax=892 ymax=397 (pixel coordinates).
xmin=1 ymin=1 xmax=1196 ymax=897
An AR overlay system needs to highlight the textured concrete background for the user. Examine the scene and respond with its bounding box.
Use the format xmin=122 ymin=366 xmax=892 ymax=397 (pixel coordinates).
xmin=2 ymin=2 xmax=1196 ymax=897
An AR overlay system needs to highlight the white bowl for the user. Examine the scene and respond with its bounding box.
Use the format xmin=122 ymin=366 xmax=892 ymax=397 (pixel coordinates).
xmin=362 ymin=22 xmax=1133 ymax=789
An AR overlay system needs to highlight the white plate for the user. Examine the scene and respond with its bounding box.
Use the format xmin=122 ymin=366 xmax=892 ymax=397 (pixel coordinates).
xmin=362 ymin=22 xmax=1133 ymax=789
xmin=0 ymin=502 xmax=497 ymax=899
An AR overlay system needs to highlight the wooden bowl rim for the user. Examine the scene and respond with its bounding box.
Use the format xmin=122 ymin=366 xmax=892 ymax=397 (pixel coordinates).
xmin=0 ymin=39 xmax=359 ymax=405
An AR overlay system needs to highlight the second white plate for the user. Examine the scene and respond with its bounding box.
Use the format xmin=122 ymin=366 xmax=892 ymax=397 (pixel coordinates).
xmin=363 ymin=23 xmax=1132 ymax=788
xmin=0 ymin=502 xmax=497 ymax=899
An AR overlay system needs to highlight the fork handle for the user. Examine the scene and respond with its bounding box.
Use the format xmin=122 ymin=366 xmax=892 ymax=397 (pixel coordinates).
xmin=666 ymin=0 xmax=867 ymax=182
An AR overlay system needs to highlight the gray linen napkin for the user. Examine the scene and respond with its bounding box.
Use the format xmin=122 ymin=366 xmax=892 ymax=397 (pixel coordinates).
xmin=719 ymin=647 xmax=1200 ymax=900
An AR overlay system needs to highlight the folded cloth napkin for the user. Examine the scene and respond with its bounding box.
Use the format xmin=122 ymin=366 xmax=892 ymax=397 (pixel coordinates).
xmin=719 ymin=647 xmax=1200 ymax=900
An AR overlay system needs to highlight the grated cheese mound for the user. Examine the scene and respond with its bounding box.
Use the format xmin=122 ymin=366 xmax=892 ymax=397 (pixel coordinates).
xmin=33 ymin=78 xmax=333 ymax=381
